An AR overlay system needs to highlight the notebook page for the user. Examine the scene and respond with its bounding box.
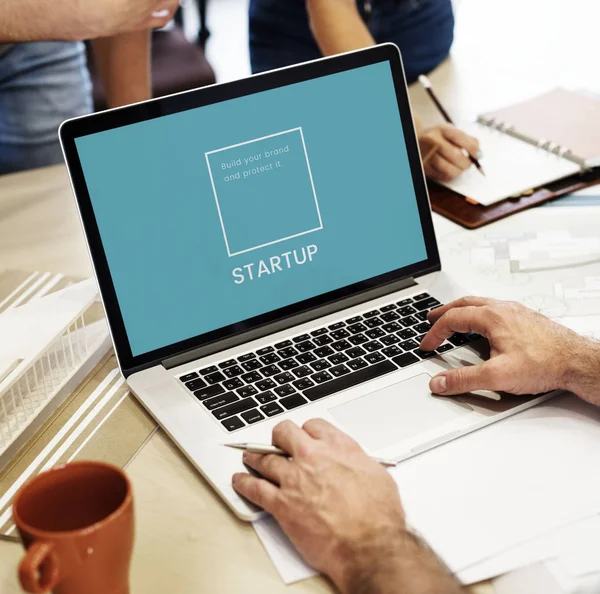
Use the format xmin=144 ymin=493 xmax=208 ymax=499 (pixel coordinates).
xmin=438 ymin=123 xmax=580 ymax=206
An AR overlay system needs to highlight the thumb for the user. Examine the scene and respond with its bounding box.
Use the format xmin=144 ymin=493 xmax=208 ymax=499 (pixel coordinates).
xmin=430 ymin=361 xmax=499 ymax=396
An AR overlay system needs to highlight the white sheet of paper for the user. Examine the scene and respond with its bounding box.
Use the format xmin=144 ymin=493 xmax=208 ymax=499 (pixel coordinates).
xmin=438 ymin=123 xmax=580 ymax=206
xmin=493 ymin=562 xmax=565 ymax=594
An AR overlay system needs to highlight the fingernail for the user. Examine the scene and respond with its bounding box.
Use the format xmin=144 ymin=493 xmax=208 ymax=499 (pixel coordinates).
xmin=232 ymin=473 xmax=241 ymax=485
xmin=476 ymin=151 xmax=484 ymax=160
xmin=152 ymin=9 xmax=170 ymax=18
xmin=431 ymin=375 xmax=447 ymax=394
xmin=242 ymin=451 xmax=249 ymax=461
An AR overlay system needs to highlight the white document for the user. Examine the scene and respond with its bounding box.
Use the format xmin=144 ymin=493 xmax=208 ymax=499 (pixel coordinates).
xmin=494 ymin=562 xmax=565 ymax=594
xmin=438 ymin=123 xmax=580 ymax=206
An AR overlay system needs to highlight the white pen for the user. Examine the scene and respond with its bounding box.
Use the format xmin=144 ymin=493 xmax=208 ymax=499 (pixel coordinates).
xmin=225 ymin=443 xmax=398 ymax=468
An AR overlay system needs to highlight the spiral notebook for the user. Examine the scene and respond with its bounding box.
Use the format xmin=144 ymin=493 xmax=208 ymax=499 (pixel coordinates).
xmin=438 ymin=89 xmax=600 ymax=207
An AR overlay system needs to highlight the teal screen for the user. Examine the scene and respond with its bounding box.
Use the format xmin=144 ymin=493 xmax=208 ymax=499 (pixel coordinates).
xmin=75 ymin=62 xmax=428 ymax=357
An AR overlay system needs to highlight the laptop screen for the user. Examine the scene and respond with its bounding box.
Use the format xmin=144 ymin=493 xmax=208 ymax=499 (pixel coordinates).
xmin=74 ymin=60 xmax=429 ymax=359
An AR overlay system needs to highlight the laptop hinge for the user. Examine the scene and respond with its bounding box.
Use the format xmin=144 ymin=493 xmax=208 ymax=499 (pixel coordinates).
xmin=161 ymin=276 xmax=419 ymax=370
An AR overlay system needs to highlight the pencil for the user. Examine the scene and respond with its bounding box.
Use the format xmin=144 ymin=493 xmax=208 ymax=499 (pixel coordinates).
xmin=418 ymin=75 xmax=485 ymax=176
xmin=225 ymin=443 xmax=398 ymax=468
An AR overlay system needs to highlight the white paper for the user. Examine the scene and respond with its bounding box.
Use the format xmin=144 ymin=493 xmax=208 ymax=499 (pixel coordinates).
xmin=494 ymin=562 xmax=565 ymax=594
xmin=545 ymin=559 xmax=600 ymax=594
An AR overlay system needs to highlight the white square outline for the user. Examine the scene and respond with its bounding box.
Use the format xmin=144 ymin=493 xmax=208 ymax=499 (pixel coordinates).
xmin=205 ymin=127 xmax=323 ymax=257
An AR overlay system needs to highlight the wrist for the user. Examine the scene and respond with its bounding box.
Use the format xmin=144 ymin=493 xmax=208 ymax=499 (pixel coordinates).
xmin=561 ymin=337 xmax=600 ymax=405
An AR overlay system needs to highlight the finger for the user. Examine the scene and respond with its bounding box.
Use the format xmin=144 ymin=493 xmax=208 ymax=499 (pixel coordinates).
xmin=427 ymin=296 xmax=498 ymax=323
xmin=420 ymin=306 xmax=491 ymax=351
xmin=232 ymin=473 xmax=281 ymax=513
xmin=272 ymin=420 xmax=313 ymax=457
xmin=437 ymin=141 xmax=472 ymax=171
xmin=429 ymin=156 xmax=463 ymax=181
xmin=429 ymin=358 xmax=506 ymax=395
xmin=440 ymin=125 xmax=480 ymax=157
xmin=302 ymin=418 xmax=356 ymax=447
xmin=242 ymin=452 xmax=291 ymax=484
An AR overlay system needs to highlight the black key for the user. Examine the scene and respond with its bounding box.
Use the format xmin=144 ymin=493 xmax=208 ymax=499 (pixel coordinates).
xmin=180 ymin=372 xmax=199 ymax=383
xmin=437 ymin=343 xmax=454 ymax=353
xmin=237 ymin=385 xmax=258 ymax=398
xmin=241 ymin=409 xmax=264 ymax=424
xmin=304 ymin=360 xmax=396 ymax=401
xmin=257 ymin=391 xmax=277 ymax=404
xmin=241 ymin=371 xmax=262 ymax=383
xmin=365 ymin=328 xmax=385 ymax=339
xmin=364 ymin=340 xmax=383 ymax=353
xmin=293 ymin=378 xmax=315 ymax=390
xmin=381 ymin=311 xmax=400 ymax=322
xmin=398 ymin=306 xmax=416 ymax=317
xmin=206 ymin=371 xmax=226 ymax=385
xmin=364 ymin=317 xmax=383 ymax=328
xmin=414 ymin=322 xmax=432 ymax=334
xmin=223 ymin=365 xmax=244 ymax=378
xmin=292 ymin=365 xmax=312 ymax=378
xmin=416 ymin=334 xmax=427 ymax=343
xmin=310 ymin=359 xmax=331 ymax=372
xmin=348 ymin=323 xmax=368 ymax=334
xmin=222 ymin=416 xmax=245 ymax=432
xmin=280 ymin=358 xmax=300 ymax=370
xmin=296 ymin=341 xmax=316 ymax=353
xmin=414 ymin=297 xmax=442 ymax=311
xmin=416 ymin=349 xmax=437 ymax=360
xmin=331 ymin=329 xmax=350 ymax=340
xmin=274 ymin=385 xmax=295 ymax=397
xmin=184 ymin=378 xmax=207 ymax=392
xmin=468 ymin=333 xmax=484 ymax=341
xmin=213 ymin=397 xmax=258 ymax=420
xmin=312 ymin=371 xmax=333 ymax=384
xmin=349 ymin=333 xmax=369 ymax=345
xmin=200 ymin=365 xmax=218 ymax=376
xmin=380 ymin=304 xmax=397 ymax=312
xmin=261 ymin=402 xmax=284 ymax=417
xmin=331 ymin=339 xmax=352 ymax=352
xmin=311 ymin=328 xmax=328 ymax=337
xmin=204 ymin=392 xmax=238 ymax=410
xmin=238 ymin=353 xmax=256 ymax=362
xmin=449 ymin=333 xmax=470 ymax=346
xmin=241 ymin=359 xmax=262 ymax=372
xmin=382 ymin=322 xmax=401 ymax=333
xmin=261 ymin=364 xmax=280 ymax=377
xmin=365 ymin=352 xmax=385 ymax=364
xmin=315 ymin=345 xmax=335 ymax=358
xmin=330 ymin=364 xmax=351 ymax=377
xmin=256 ymin=378 xmax=276 ymax=391
xmin=346 ymin=316 xmax=363 ymax=324
xmin=382 ymin=345 xmax=402 ymax=357
xmin=413 ymin=293 xmax=430 ymax=301
xmin=396 ymin=298 xmax=413 ymax=306
xmin=392 ymin=352 xmax=420 ymax=367
xmin=399 ymin=339 xmax=419 ymax=351
xmin=381 ymin=334 xmax=400 ymax=346
xmin=279 ymin=346 xmax=299 ymax=358
xmin=257 ymin=346 xmax=274 ymax=355
xmin=219 ymin=359 xmax=237 ymax=369
xmin=275 ymin=340 xmax=292 ymax=349
xmin=329 ymin=353 xmax=349 ymax=365
xmin=347 ymin=346 xmax=366 ymax=358
xmin=313 ymin=335 xmax=334 ymax=346
xmin=274 ymin=372 xmax=295 ymax=385
xmin=280 ymin=393 xmax=308 ymax=410
xmin=223 ymin=377 xmax=244 ymax=391
xmin=328 ymin=322 xmax=345 ymax=330
xmin=293 ymin=334 xmax=311 ymax=343
xmin=260 ymin=353 xmax=281 ymax=365
xmin=399 ymin=316 xmax=418 ymax=328
xmin=348 ymin=357 xmax=368 ymax=371
xmin=397 ymin=328 xmax=417 ymax=340
xmin=415 ymin=310 xmax=430 ymax=322
xmin=363 ymin=310 xmax=380 ymax=318
xmin=297 ymin=352 xmax=317 ymax=364
xmin=193 ymin=385 xmax=225 ymax=400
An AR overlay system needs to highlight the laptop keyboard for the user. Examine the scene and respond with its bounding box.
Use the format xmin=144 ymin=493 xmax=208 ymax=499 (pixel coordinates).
xmin=177 ymin=293 xmax=480 ymax=432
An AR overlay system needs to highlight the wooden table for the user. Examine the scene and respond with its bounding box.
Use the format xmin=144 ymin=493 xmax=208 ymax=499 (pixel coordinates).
xmin=1 ymin=0 xmax=598 ymax=591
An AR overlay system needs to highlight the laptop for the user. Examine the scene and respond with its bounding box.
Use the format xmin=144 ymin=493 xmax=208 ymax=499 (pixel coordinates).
xmin=60 ymin=44 xmax=555 ymax=521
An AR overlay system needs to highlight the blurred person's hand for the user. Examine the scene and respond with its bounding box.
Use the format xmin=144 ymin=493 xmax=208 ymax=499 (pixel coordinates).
xmin=418 ymin=123 xmax=480 ymax=181
xmin=421 ymin=297 xmax=600 ymax=405
xmin=233 ymin=419 xmax=462 ymax=594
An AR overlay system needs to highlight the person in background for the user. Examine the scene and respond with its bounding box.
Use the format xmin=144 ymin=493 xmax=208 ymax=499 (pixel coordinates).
xmin=233 ymin=297 xmax=600 ymax=593
xmin=0 ymin=0 xmax=179 ymax=175
xmin=249 ymin=0 xmax=480 ymax=182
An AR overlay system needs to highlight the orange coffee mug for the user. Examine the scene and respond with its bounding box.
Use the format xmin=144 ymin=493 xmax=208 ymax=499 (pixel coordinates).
xmin=13 ymin=461 xmax=134 ymax=594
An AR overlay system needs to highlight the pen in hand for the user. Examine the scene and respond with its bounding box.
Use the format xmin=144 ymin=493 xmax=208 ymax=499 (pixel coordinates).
xmin=418 ymin=74 xmax=486 ymax=177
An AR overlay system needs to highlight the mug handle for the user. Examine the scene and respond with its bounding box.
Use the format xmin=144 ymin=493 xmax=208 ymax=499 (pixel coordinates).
xmin=18 ymin=541 xmax=60 ymax=593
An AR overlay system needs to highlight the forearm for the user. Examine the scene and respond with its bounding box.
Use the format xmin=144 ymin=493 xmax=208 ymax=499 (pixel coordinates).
xmin=563 ymin=338 xmax=600 ymax=405
xmin=91 ymin=31 xmax=151 ymax=108
xmin=337 ymin=530 xmax=462 ymax=594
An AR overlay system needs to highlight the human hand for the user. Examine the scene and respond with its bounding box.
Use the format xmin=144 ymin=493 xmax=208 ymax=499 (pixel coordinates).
xmin=421 ymin=297 xmax=600 ymax=405
xmin=418 ymin=123 xmax=480 ymax=181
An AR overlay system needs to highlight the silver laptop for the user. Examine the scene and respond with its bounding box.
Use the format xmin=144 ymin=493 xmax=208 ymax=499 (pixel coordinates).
xmin=60 ymin=45 xmax=553 ymax=520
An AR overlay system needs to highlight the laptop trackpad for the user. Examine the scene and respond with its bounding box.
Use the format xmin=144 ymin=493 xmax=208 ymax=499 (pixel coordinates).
xmin=329 ymin=374 xmax=473 ymax=452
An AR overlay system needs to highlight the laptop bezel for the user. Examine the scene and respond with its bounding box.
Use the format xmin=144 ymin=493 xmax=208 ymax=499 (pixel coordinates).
xmin=60 ymin=44 xmax=440 ymax=377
